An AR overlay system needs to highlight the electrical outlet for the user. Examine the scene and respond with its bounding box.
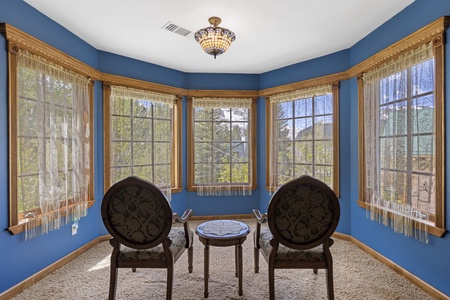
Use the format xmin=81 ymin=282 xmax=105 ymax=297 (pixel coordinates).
xmin=72 ymin=223 xmax=78 ymax=235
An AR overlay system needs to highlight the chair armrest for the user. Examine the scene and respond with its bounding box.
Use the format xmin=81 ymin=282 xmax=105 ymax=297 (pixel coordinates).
xmin=173 ymin=209 xmax=193 ymax=248
xmin=109 ymin=237 xmax=119 ymax=248
xmin=109 ymin=238 xmax=122 ymax=259
xmin=328 ymin=237 xmax=334 ymax=247
xmin=253 ymin=209 xmax=267 ymax=224
xmin=253 ymin=209 xmax=267 ymax=249
xmin=173 ymin=208 xmax=193 ymax=224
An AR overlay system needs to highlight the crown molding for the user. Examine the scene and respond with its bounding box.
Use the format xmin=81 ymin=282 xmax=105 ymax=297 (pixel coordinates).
xmin=186 ymin=89 xmax=259 ymax=98
xmin=101 ymin=73 xmax=187 ymax=96
xmin=259 ymin=72 xmax=348 ymax=97
xmin=0 ymin=23 xmax=101 ymax=80
xmin=2 ymin=16 xmax=450 ymax=98
xmin=347 ymin=16 xmax=450 ymax=77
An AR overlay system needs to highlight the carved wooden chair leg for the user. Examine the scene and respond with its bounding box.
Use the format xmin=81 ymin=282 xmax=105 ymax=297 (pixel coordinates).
xmin=254 ymin=247 xmax=260 ymax=273
xmin=108 ymin=265 xmax=118 ymax=300
xmin=166 ymin=263 xmax=174 ymax=300
xmin=188 ymin=246 xmax=193 ymax=273
xmin=326 ymin=265 xmax=334 ymax=300
xmin=268 ymin=264 xmax=275 ymax=300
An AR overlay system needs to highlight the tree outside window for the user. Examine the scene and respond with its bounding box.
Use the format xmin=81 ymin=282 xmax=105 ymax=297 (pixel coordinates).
xmin=360 ymin=40 xmax=445 ymax=240
xmin=267 ymin=84 xmax=339 ymax=194
xmin=187 ymin=97 xmax=256 ymax=195
xmin=104 ymin=85 xmax=180 ymax=200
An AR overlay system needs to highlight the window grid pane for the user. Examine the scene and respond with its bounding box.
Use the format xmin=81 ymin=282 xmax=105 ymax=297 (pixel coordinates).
xmin=194 ymin=107 xmax=251 ymax=186
xmin=377 ymin=60 xmax=435 ymax=214
xmin=110 ymin=97 xmax=173 ymax=188
xmin=275 ymin=94 xmax=334 ymax=187
xmin=17 ymin=73 xmax=80 ymax=215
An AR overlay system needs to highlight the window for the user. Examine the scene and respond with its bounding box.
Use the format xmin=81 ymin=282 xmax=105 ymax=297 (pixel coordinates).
xmin=267 ymin=84 xmax=339 ymax=194
xmin=8 ymin=48 xmax=94 ymax=239
xmin=187 ymin=97 xmax=257 ymax=195
xmin=359 ymin=39 xmax=445 ymax=239
xmin=103 ymin=85 xmax=181 ymax=199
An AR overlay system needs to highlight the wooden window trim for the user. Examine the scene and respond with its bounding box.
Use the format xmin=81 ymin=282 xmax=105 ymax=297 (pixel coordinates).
xmin=265 ymin=83 xmax=340 ymax=196
xmin=356 ymin=200 xmax=445 ymax=237
xmin=186 ymin=96 xmax=258 ymax=192
xmin=357 ymin=23 xmax=448 ymax=236
xmin=103 ymin=83 xmax=182 ymax=193
xmin=8 ymin=201 xmax=96 ymax=235
xmin=1 ymin=24 xmax=96 ymax=235
xmin=2 ymin=18 xmax=449 ymax=237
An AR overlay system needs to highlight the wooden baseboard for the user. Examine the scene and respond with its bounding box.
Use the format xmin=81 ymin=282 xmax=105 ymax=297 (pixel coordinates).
xmin=1 ymin=219 xmax=448 ymax=300
xmin=333 ymin=233 xmax=449 ymax=300
xmin=0 ymin=235 xmax=110 ymax=300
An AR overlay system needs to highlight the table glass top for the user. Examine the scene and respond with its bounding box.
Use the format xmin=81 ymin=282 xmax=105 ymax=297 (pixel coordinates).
xmin=196 ymin=220 xmax=250 ymax=238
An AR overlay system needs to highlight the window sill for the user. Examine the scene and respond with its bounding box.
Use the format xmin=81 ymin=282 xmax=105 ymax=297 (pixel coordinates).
xmin=7 ymin=200 xmax=96 ymax=235
xmin=357 ymin=200 xmax=446 ymax=237
xmin=266 ymin=185 xmax=340 ymax=198
xmin=171 ymin=187 xmax=183 ymax=193
xmin=186 ymin=185 xmax=257 ymax=192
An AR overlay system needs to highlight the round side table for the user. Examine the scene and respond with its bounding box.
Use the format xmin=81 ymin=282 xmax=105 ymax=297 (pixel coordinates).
xmin=195 ymin=220 xmax=250 ymax=298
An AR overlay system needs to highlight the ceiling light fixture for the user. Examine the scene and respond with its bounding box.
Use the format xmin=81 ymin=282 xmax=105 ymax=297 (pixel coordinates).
xmin=194 ymin=17 xmax=236 ymax=59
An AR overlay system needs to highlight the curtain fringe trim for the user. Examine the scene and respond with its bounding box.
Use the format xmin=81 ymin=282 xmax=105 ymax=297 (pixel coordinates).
xmin=366 ymin=200 xmax=430 ymax=243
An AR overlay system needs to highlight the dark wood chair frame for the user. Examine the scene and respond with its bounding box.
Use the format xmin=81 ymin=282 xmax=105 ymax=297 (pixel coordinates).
xmin=253 ymin=175 xmax=340 ymax=300
xmin=101 ymin=176 xmax=194 ymax=300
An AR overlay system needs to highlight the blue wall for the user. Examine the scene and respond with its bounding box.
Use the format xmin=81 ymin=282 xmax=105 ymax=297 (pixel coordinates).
xmin=98 ymin=51 xmax=187 ymax=89
xmin=1 ymin=0 xmax=449 ymax=297
xmin=186 ymin=73 xmax=260 ymax=90
xmin=260 ymin=49 xmax=350 ymax=89
xmin=0 ymin=0 xmax=101 ymax=293
xmin=348 ymin=0 xmax=450 ymax=295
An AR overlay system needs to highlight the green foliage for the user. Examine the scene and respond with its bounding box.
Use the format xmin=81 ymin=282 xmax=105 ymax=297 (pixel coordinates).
xmin=194 ymin=107 xmax=251 ymax=185
xmin=217 ymin=154 xmax=249 ymax=184
xmin=274 ymin=97 xmax=334 ymax=187
xmin=17 ymin=67 xmax=85 ymax=214
xmin=110 ymin=96 xmax=173 ymax=187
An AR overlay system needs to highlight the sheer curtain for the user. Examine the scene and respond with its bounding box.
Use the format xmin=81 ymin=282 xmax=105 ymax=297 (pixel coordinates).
xmin=192 ymin=97 xmax=253 ymax=196
xmin=268 ymin=85 xmax=333 ymax=192
xmin=110 ymin=86 xmax=176 ymax=105
xmin=109 ymin=85 xmax=176 ymax=201
xmin=17 ymin=50 xmax=90 ymax=240
xmin=363 ymin=42 xmax=434 ymax=242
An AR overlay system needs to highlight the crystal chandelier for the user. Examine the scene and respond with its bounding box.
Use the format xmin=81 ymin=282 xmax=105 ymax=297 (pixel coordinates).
xmin=194 ymin=17 xmax=236 ymax=59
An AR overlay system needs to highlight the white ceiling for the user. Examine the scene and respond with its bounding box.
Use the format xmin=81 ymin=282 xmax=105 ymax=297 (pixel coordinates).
xmin=24 ymin=0 xmax=414 ymax=74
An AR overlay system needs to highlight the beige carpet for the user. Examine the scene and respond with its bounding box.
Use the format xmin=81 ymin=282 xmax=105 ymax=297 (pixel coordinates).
xmin=12 ymin=220 xmax=434 ymax=300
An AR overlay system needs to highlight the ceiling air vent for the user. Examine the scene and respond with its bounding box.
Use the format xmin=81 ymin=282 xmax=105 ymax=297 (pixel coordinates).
xmin=162 ymin=21 xmax=191 ymax=37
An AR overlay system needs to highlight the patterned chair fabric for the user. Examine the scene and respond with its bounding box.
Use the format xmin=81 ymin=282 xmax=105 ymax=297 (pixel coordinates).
xmin=106 ymin=183 xmax=172 ymax=247
xmin=253 ymin=175 xmax=340 ymax=300
xmin=101 ymin=176 xmax=194 ymax=300
xmin=258 ymin=228 xmax=325 ymax=262
xmin=119 ymin=228 xmax=194 ymax=262
xmin=272 ymin=183 xmax=335 ymax=247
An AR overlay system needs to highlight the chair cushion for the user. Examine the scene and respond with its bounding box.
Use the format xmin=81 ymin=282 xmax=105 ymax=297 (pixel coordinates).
xmin=118 ymin=228 xmax=193 ymax=262
xmin=258 ymin=228 xmax=325 ymax=262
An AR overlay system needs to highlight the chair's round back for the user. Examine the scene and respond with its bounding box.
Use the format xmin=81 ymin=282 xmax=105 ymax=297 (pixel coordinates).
xmin=268 ymin=175 xmax=340 ymax=250
xmin=101 ymin=176 xmax=173 ymax=249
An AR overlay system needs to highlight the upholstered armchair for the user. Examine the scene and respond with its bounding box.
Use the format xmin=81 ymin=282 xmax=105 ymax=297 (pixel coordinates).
xmin=253 ymin=175 xmax=340 ymax=300
xmin=101 ymin=176 xmax=194 ymax=300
